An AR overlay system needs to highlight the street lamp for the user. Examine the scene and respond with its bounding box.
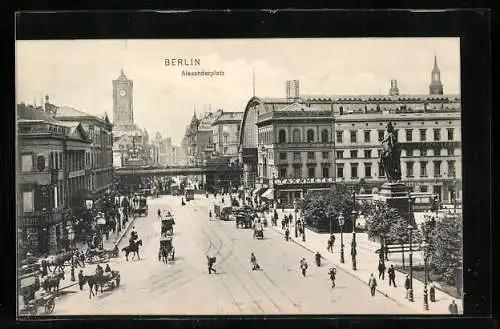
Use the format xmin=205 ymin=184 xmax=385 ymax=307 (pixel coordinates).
xmin=407 ymin=224 xmax=414 ymax=302
xmin=293 ymin=200 xmax=298 ymax=238
xmin=351 ymin=190 xmax=357 ymax=270
xmin=338 ymin=212 xmax=345 ymax=263
xmin=301 ymin=196 xmax=306 ymax=242
xmin=421 ymin=239 xmax=429 ymax=310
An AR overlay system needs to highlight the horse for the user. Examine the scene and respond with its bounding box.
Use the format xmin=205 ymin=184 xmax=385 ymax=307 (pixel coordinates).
xmin=43 ymin=251 xmax=73 ymax=273
xmin=121 ymin=240 xmax=142 ymax=261
xmin=82 ymin=272 xmax=104 ymax=299
xmin=41 ymin=271 xmax=65 ymax=296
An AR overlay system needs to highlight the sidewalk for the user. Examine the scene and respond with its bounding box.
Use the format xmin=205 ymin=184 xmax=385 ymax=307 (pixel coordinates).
xmin=265 ymin=210 xmax=463 ymax=315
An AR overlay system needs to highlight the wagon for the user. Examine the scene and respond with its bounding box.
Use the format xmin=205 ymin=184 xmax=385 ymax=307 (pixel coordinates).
xmin=253 ymin=222 xmax=264 ymax=239
xmin=161 ymin=216 xmax=175 ymax=235
xmin=100 ymin=270 xmax=121 ymax=291
xmin=134 ymin=198 xmax=148 ymax=217
xmin=19 ymin=273 xmax=55 ymax=316
xmin=158 ymin=236 xmax=175 ymax=263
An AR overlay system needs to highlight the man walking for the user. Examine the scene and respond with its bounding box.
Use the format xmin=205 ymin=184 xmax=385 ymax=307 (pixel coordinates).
xmin=368 ymin=273 xmax=377 ymax=296
xmin=207 ymin=255 xmax=217 ymax=274
xmin=388 ymin=264 xmax=397 ymax=287
xmin=378 ymin=260 xmax=386 ymax=280
xmin=404 ymin=275 xmax=411 ymax=299
xmin=300 ymin=258 xmax=308 ymax=277
xmin=448 ymin=300 xmax=459 ymax=314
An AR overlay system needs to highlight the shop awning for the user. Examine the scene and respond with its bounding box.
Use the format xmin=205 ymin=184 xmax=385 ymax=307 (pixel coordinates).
xmin=252 ymin=187 xmax=265 ymax=196
xmin=261 ymin=188 xmax=275 ymax=200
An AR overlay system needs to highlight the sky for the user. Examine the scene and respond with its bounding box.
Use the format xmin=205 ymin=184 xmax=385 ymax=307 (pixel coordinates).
xmin=16 ymin=38 xmax=460 ymax=145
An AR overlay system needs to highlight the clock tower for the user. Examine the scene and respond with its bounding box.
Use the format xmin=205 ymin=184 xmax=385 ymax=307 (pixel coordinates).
xmin=113 ymin=69 xmax=134 ymax=127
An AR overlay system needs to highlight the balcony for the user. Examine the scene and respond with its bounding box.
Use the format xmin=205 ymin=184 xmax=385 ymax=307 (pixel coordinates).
xmin=18 ymin=170 xmax=51 ymax=185
xmin=20 ymin=208 xmax=65 ymax=227
xmin=275 ymin=142 xmax=334 ymax=149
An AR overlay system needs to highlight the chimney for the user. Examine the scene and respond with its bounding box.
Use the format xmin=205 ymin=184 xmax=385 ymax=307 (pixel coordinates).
xmin=389 ymin=79 xmax=399 ymax=96
xmin=44 ymin=95 xmax=50 ymax=112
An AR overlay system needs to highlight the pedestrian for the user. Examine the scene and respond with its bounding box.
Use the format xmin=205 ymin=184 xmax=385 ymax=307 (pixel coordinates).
xmin=273 ymin=210 xmax=278 ymax=226
xmin=250 ymin=252 xmax=260 ymax=270
xmin=300 ymin=258 xmax=308 ymax=277
xmin=281 ymin=218 xmax=286 ymax=230
xmin=157 ymin=209 xmax=161 ymax=219
xmin=327 ymin=234 xmax=335 ymax=252
xmin=209 ymin=210 xmax=212 ymax=220
xmin=368 ymin=273 xmax=377 ymax=296
xmin=448 ymin=300 xmax=459 ymax=315
xmin=78 ymin=270 xmax=84 ymax=290
xmin=388 ymin=264 xmax=396 ymax=287
xmin=207 ymin=255 xmax=217 ymax=274
xmin=404 ymin=275 xmax=411 ymax=298
xmin=222 ymin=197 xmax=225 ymax=204
xmin=79 ymin=251 xmax=86 ymax=268
xmin=378 ymin=260 xmax=386 ymax=280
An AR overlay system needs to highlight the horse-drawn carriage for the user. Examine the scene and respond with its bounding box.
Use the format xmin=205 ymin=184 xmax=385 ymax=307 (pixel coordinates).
xmin=100 ymin=270 xmax=121 ymax=291
xmin=158 ymin=236 xmax=175 ymax=263
xmin=253 ymin=222 xmax=264 ymax=239
xmin=133 ymin=196 xmax=148 ymax=217
xmin=19 ymin=272 xmax=56 ymax=316
xmin=233 ymin=207 xmax=253 ymax=228
xmin=85 ymin=248 xmax=111 ymax=264
xmin=161 ymin=216 xmax=175 ymax=235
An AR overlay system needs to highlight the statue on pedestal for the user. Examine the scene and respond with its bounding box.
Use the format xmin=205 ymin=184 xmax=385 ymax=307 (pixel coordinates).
xmin=379 ymin=122 xmax=402 ymax=182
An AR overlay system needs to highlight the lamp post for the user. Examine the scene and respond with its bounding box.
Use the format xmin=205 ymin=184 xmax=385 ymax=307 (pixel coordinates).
xmin=351 ymin=190 xmax=357 ymax=270
xmin=338 ymin=212 xmax=345 ymax=263
xmin=294 ymin=200 xmax=298 ymax=238
xmin=301 ymin=196 xmax=306 ymax=242
xmin=407 ymin=224 xmax=414 ymax=302
xmin=421 ymin=239 xmax=429 ymax=310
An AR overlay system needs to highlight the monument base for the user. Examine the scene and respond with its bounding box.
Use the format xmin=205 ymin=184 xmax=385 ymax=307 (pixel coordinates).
xmin=373 ymin=182 xmax=415 ymax=226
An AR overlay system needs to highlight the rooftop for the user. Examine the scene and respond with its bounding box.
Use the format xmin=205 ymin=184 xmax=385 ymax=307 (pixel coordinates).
xmin=213 ymin=111 xmax=244 ymax=124
xmin=17 ymin=104 xmax=61 ymax=124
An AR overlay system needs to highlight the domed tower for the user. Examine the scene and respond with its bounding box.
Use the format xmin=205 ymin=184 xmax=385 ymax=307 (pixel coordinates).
xmin=429 ymin=55 xmax=444 ymax=95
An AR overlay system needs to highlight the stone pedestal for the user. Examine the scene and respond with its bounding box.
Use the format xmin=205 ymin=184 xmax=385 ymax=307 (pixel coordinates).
xmin=373 ymin=182 xmax=415 ymax=225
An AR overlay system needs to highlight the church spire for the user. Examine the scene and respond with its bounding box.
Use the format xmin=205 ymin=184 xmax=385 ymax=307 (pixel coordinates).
xmin=429 ymin=54 xmax=443 ymax=95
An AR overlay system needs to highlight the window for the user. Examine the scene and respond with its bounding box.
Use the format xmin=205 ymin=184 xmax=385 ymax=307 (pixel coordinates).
xmin=420 ymin=185 xmax=428 ymax=192
xmin=293 ymin=152 xmax=301 ymax=160
xmin=223 ymin=147 xmax=228 ymax=154
xmin=279 ymin=168 xmax=287 ymax=178
xmin=447 ymin=148 xmax=454 ymax=156
xmin=337 ymin=164 xmax=344 ymax=178
xmin=420 ymin=129 xmax=427 ymax=141
xmin=293 ymin=166 xmax=301 ymax=178
xmin=322 ymin=152 xmax=329 ymax=159
xmin=364 ymin=163 xmax=372 ymax=177
xmin=308 ymin=167 xmax=315 ymax=178
xmin=433 ymin=129 xmax=441 ymax=141
xmin=447 ymin=128 xmax=454 ymax=140
xmin=364 ymin=150 xmax=372 ymax=158
xmin=406 ymin=129 xmax=413 ymax=142
xmin=434 ymin=161 xmax=441 ymax=177
xmin=322 ymin=167 xmax=330 ymax=178
xmin=364 ymin=130 xmax=371 ymax=143
xmin=278 ymin=130 xmax=286 ymax=143
xmin=378 ymin=130 xmax=385 ymax=141
xmin=448 ymin=160 xmax=456 ymax=177
xmin=420 ymin=161 xmax=428 ymax=177
xmin=350 ymin=130 xmax=357 ymax=143
xmin=406 ymin=161 xmax=414 ymax=177
xmin=321 ymin=129 xmax=329 ymax=143
xmin=351 ymin=163 xmax=358 ymax=178
xmin=350 ymin=150 xmax=358 ymax=158
xmin=378 ymin=164 xmax=384 ymax=177
xmin=279 ymin=152 xmax=287 ymax=160
xmin=223 ymin=135 xmax=228 ymax=144
xmin=22 ymin=191 xmax=34 ymax=213
xmin=21 ymin=154 xmax=33 ymax=172
xmin=306 ymin=129 xmax=315 ymax=142
xmin=307 ymin=152 xmax=315 ymax=160
xmin=336 ymin=131 xmax=343 ymax=143
xmin=336 ymin=151 xmax=344 ymax=159
xmin=292 ymin=129 xmax=301 ymax=143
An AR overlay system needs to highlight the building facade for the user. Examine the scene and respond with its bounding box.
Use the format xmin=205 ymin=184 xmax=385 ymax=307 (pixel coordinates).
xmin=212 ymin=111 xmax=243 ymax=164
xmin=17 ymin=104 xmax=92 ymax=256
xmin=239 ymin=57 xmax=462 ymax=205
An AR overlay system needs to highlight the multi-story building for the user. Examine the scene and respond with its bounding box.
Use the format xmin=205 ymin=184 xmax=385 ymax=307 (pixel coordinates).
xmin=239 ymin=56 xmax=461 ymax=205
xmin=212 ymin=111 xmax=243 ymax=164
xmin=17 ymin=103 xmax=91 ymax=256
xmin=54 ymin=105 xmax=114 ymax=198
xmin=182 ymin=110 xmax=223 ymax=166
xmin=171 ymin=146 xmax=187 ymax=166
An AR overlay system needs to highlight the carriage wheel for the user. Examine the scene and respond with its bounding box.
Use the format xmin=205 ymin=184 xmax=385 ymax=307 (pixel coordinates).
xmin=109 ymin=282 xmax=115 ymax=290
xmin=44 ymin=299 xmax=55 ymax=314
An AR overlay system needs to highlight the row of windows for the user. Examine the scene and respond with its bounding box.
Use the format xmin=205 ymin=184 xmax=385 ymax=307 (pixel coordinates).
xmin=336 ymin=128 xmax=456 ymax=143
xmin=272 ymin=160 xmax=457 ymax=181
xmin=277 ymin=148 xmax=456 ymax=161
xmin=275 ymin=128 xmax=331 ymax=144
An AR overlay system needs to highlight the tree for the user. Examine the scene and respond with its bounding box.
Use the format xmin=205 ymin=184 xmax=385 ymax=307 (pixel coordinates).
xmin=363 ymin=201 xmax=400 ymax=242
xmin=302 ymin=184 xmax=355 ymax=232
xmin=429 ymin=214 xmax=462 ymax=285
